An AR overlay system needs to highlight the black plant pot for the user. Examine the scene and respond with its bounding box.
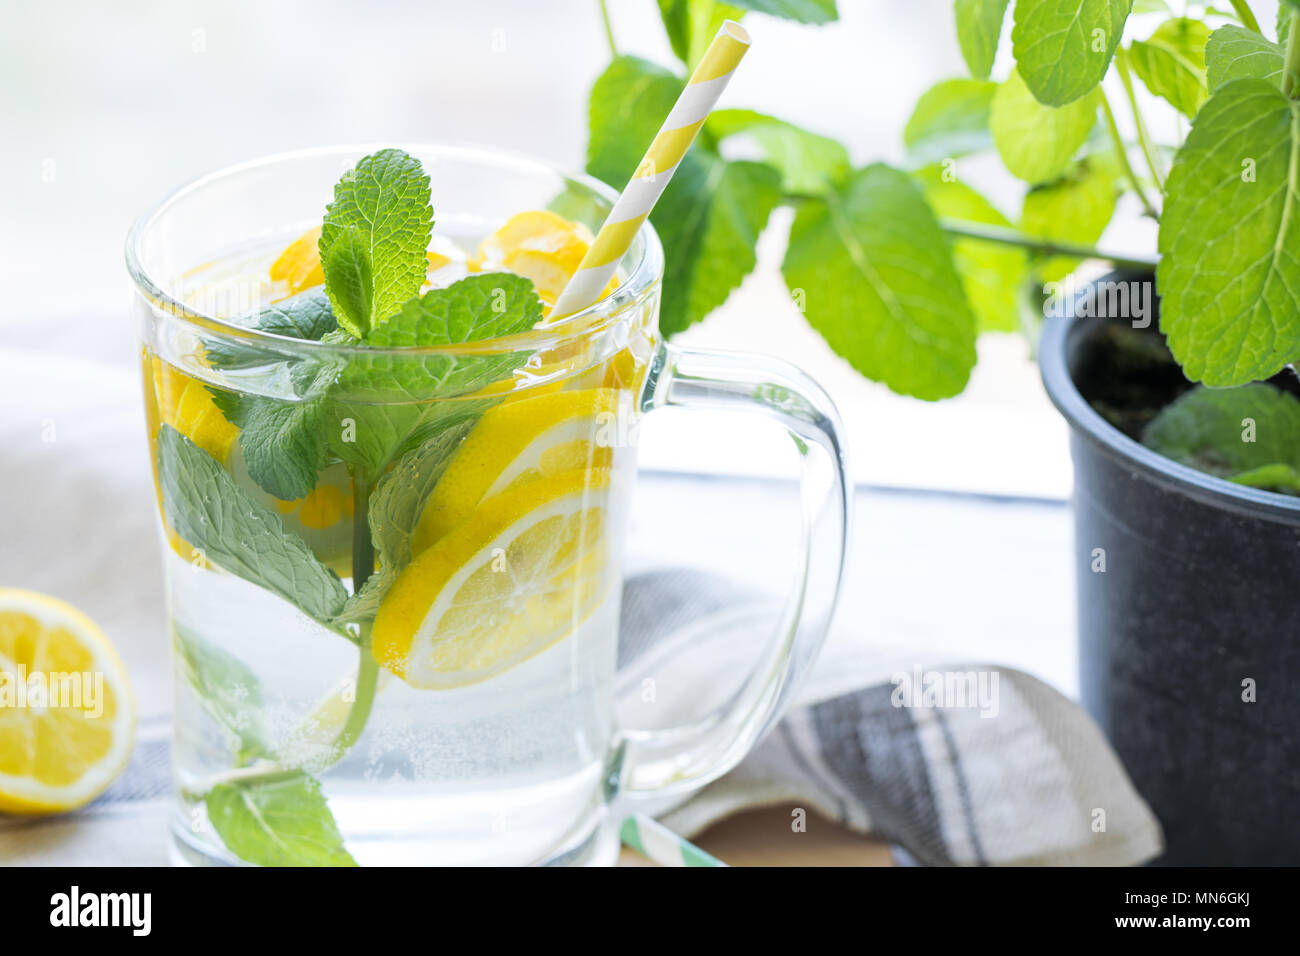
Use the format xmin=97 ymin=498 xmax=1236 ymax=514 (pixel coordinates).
xmin=1039 ymin=270 xmax=1300 ymax=866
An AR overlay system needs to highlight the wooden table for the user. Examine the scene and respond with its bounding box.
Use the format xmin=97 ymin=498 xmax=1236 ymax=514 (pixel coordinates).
xmin=619 ymin=805 xmax=894 ymax=867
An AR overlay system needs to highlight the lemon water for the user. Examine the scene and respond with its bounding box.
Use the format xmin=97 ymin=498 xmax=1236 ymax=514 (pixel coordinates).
xmin=153 ymin=228 xmax=650 ymax=866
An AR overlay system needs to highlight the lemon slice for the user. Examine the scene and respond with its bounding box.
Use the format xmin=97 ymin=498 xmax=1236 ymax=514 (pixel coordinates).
xmin=412 ymin=388 xmax=619 ymax=552
xmin=269 ymin=225 xmax=326 ymax=296
xmin=373 ymin=470 xmax=610 ymax=689
xmin=0 ymin=590 xmax=135 ymax=814
xmin=471 ymin=210 xmax=620 ymax=312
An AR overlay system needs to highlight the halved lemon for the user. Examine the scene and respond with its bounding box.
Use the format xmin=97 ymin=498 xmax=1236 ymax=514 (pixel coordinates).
xmin=373 ymin=470 xmax=610 ymax=689
xmin=411 ymin=388 xmax=620 ymax=552
xmin=0 ymin=590 xmax=135 ymax=814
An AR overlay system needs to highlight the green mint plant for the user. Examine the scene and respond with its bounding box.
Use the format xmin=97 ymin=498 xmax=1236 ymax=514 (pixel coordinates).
xmin=589 ymin=0 xmax=1300 ymax=489
xmin=157 ymin=148 xmax=545 ymax=865
xmin=595 ymin=2 xmax=1300 ymax=382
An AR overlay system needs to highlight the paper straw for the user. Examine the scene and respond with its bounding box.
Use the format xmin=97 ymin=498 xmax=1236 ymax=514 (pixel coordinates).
xmin=620 ymin=814 xmax=728 ymax=867
xmin=549 ymin=19 xmax=752 ymax=319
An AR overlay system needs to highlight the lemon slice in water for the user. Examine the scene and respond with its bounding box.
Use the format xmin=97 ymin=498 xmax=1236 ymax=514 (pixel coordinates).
xmin=0 ymin=589 xmax=135 ymax=814
xmin=373 ymin=470 xmax=610 ymax=689
xmin=412 ymin=388 xmax=619 ymax=552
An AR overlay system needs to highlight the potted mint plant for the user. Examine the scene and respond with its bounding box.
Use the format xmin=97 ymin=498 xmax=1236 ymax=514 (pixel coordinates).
xmin=589 ymin=1 xmax=1300 ymax=863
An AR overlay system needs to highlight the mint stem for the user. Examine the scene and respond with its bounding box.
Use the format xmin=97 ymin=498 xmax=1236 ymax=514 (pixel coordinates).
xmin=329 ymin=471 xmax=380 ymax=760
xmin=1229 ymin=0 xmax=1262 ymax=35
xmin=1099 ymin=86 xmax=1160 ymax=220
xmin=938 ymin=217 xmax=1159 ymax=271
xmin=1114 ymin=49 xmax=1165 ymax=193
xmin=598 ymin=0 xmax=618 ymax=57
xmin=1285 ymin=14 xmax=1300 ymax=99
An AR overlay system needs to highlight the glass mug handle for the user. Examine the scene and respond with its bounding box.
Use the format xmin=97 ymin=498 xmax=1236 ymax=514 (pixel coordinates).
xmin=612 ymin=341 xmax=851 ymax=801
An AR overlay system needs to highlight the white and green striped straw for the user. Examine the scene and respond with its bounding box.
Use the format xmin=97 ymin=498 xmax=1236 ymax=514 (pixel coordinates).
xmin=620 ymin=814 xmax=728 ymax=867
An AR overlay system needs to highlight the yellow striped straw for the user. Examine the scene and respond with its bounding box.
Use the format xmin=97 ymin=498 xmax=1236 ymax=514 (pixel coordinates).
xmin=549 ymin=19 xmax=752 ymax=319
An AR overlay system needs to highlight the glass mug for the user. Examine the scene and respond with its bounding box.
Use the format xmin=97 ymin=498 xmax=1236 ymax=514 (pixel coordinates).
xmin=127 ymin=145 xmax=849 ymax=866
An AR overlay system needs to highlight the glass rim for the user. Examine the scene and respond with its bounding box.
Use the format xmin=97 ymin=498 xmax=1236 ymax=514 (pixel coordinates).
xmin=124 ymin=142 xmax=664 ymax=357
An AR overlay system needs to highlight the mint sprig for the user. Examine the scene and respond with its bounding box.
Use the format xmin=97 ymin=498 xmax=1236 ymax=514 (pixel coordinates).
xmin=320 ymin=148 xmax=433 ymax=338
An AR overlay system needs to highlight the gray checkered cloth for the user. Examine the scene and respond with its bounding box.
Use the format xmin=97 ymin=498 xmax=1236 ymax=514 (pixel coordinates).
xmin=621 ymin=570 xmax=1162 ymax=866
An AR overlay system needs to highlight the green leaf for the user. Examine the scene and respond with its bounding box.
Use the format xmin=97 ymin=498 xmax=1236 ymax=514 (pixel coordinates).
xmin=333 ymin=420 xmax=476 ymax=627
xmin=914 ymin=165 xmax=1027 ymax=332
xmin=727 ymin=0 xmax=837 ymax=22
xmin=204 ymin=290 xmax=348 ymax=501
xmin=1143 ymin=384 xmax=1300 ymax=494
xmin=587 ymin=57 xmax=781 ymax=336
xmin=1156 ymin=79 xmax=1300 ymax=386
xmin=327 ymin=274 xmax=540 ymax=475
xmin=211 ymin=357 xmax=341 ymax=502
xmin=656 ymin=157 xmax=781 ymax=335
xmin=990 ymin=69 xmax=1099 ymax=183
xmin=1206 ymin=25 xmax=1283 ymax=91
xmin=173 ymin=624 xmax=270 ymax=762
xmin=1019 ymin=153 xmax=1119 ymax=280
xmin=157 ymin=426 xmax=348 ymax=621
xmin=319 ymin=149 xmax=433 ymax=338
xmin=782 ymin=164 xmax=977 ymax=399
xmin=903 ymin=78 xmax=997 ymax=167
xmin=204 ymin=289 xmax=339 ymax=370
xmin=708 ymin=109 xmax=851 ymax=193
xmin=588 ymin=57 xmax=685 ymax=192
xmin=658 ymin=0 xmax=745 ymax=68
xmin=1011 ymin=0 xmax=1133 ymax=106
xmin=206 ymin=772 xmax=357 ymax=867
xmin=954 ymin=0 xmax=1010 ymax=79
xmin=1127 ymin=18 xmax=1211 ymax=116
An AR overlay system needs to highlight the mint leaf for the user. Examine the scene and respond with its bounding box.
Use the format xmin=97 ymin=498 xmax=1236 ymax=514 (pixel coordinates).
xmin=1011 ymin=0 xmax=1133 ymax=106
xmin=658 ymin=1 xmax=745 ymax=67
xmin=727 ymin=0 xmax=837 ymax=23
xmin=1157 ymin=79 xmax=1300 ymax=386
xmin=1206 ymin=25 xmax=1283 ymax=91
xmin=157 ymin=426 xmax=348 ymax=621
xmin=319 ymin=149 xmax=433 ymax=338
xmin=990 ymin=69 xmax=1099 ymax=183
xmin=903 ymin=78 xmax=996 ymax=167
xmin=174 ymin=624 xmax=270 ymax=762
xmin=211 ymin=357 xmax=341 ymax=501
xmin=1020 ymin=154 xmax=1119 ymax=281
xmin=782 ymin=164 xmax=977 ymax=399
xmin=588 ymin=57 xmax=781 ymax=336
xmin=206 ymin=772 xmax=357 ymax=867
xmin=708 ymin=109 xmax=851 ymax=193
xmin=327 ymin=274 xmax=541 ymax=476
xmin=1127 ymin=18 xmax=1211 ymax=117
xmin=333 ymin=419 xmax=476 ymax=627
xmin=205 ymin=289 xmax=338 ymax=370
xmin=656 ymin=157 xmax=781 ymax=335
xmin=205 ymin=291 xmax=344 ymax=502
xmin=915 ymin=165 xmax=1027 ymax=332
xmin=955 ymin=0 xmax=1010 ymax=79
xmin=1143 ymin=384 xmax=1300 ymax=494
